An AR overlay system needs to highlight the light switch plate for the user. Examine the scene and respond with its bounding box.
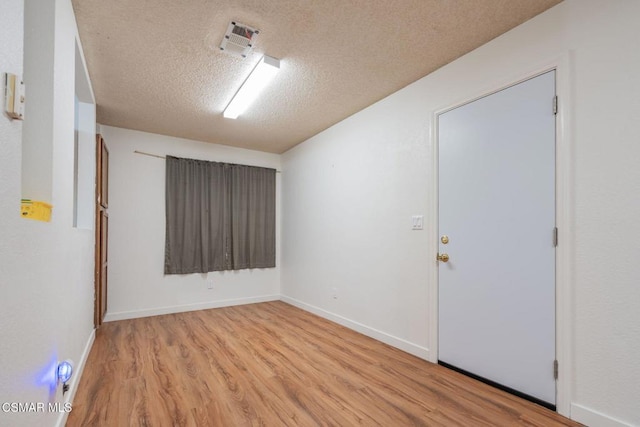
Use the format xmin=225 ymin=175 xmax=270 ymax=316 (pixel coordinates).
xmin=412 ymin=215 xmax=424 ymax=230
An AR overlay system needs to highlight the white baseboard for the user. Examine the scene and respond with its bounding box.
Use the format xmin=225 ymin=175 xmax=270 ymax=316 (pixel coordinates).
xmin=103 ymin=294 xmax=281 ymax=322
xmin=55 ymin=328 xmax=95 ymax=427
xmin=280 ymin=295 xmax=430 ymax=360
xmin=571 ymin=403 xmax=633 ymax=427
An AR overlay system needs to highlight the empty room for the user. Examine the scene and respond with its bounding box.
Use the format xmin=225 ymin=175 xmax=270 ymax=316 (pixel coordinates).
xmin=1 ymin=0 xmax=639 ymax=426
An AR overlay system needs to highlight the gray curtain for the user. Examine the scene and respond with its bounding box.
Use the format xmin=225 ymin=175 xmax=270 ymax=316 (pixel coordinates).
xmin=230 ymin=165 xmax=276 ymax=269
xmin=165 ymin=156 xmax=275 ymax=274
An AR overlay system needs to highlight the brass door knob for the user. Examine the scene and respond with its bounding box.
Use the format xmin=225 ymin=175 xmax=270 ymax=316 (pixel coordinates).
xmin=437 ymin=253 xmax=449 ymax=262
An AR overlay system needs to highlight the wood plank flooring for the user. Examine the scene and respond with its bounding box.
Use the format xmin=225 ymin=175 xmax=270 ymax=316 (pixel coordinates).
xmin=67 ymin=301 xmax=581 ymax=426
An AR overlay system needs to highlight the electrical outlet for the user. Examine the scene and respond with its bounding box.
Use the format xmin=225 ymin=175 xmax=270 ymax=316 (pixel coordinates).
xmin=331 ymin=287 xmax=337 ymax=299
xmin=207 ymin=280 xmax=214 ymax=290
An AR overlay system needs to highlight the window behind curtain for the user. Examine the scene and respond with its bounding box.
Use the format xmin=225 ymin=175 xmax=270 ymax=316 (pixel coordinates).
xmin=164 ymin=156 xmax=276 ymax=274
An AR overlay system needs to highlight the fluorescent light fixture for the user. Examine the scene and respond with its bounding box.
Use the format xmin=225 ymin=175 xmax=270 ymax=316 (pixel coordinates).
xmin=223 ymin=55 xmax=280 ymax=119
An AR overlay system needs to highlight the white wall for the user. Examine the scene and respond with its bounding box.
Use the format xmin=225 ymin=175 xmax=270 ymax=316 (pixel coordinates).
xmin=21 ymin=0 xmax=55 ymax=202
xmin=102 ymin=126 xmax=281 ymax=321
xmin=74 ymin=41 xmax=97 ymax=231
xmin=281 ymin=1 xmax=640 ymax=425
xmin=74 ymin=100 xmax=96 ymax=230
xmin=0 ymin=1 xmax=96 ymax=426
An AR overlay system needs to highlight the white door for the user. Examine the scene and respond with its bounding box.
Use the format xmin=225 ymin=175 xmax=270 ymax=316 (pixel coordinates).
xmin=438 ymin=71 xmax=556 ymax=407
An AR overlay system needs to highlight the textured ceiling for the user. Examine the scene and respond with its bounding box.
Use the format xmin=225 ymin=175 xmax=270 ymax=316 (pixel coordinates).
xmin=72 ymin=0 xmax=562 ymax=154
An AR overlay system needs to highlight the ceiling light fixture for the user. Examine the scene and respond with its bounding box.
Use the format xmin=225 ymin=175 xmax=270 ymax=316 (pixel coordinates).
xmin=223 ymin=55 xmax=280 ymax=119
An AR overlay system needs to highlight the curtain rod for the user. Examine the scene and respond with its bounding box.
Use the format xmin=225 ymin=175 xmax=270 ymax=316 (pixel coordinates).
xmin=133 ymin=150 xmax=281 ymax=173
xmin=134 ymin=150 xmax=166 ymax=159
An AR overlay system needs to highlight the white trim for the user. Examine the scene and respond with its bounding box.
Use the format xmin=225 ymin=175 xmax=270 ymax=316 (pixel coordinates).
xmin=281 ymin=295 xmax=430 ymax=360
xmin=427 ymin=53 xmax=574 ymax=418
xmin=72 ymin=23 xmax=95 ymax=103
xmin=571 ymin=404 xmax=633 ymax=427
xmin=552 ymin=52 xmax=574 ymax=419
xmin=427 ymin=110 xmax=440 ymax=365
xmin=55 ymin=328 xmax=95 ymax=427
xmin=103 ymin=294 xmax=280 ymax=322
xmin=103 ymin=293 xmax=430 ymax=359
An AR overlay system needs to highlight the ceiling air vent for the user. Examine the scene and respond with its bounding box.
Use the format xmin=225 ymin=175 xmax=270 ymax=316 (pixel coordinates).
xmin=219 ymin=21 xmax=259 ymax=58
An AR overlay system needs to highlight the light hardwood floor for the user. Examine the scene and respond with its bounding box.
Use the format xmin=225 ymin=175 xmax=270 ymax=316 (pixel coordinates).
xmin=67 ymin=301 xmax=581 ymax=426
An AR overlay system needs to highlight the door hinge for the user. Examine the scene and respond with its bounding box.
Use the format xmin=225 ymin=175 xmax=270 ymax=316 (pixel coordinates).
xmin=553 ymin=359 xmax=559 ymax=380
xmin=553 ymin=227 xmax=558 ymax=247
xmin=553 ymin=95 xmax=558 ymax=115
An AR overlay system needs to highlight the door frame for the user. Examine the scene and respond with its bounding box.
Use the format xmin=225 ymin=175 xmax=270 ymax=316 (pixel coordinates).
xmin=94 ymin=134 xmax=109 ymax=328
xmin=427 ymin=54 xmax=573 ymax=417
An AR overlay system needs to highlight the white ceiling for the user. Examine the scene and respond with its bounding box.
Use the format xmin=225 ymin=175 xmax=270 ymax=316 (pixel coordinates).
xmin=72 ymin=0 xmax=562 ymax=154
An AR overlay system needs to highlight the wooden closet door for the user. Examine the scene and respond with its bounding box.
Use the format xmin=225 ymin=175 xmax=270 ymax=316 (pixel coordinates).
xmin=95 ymin=135 xmax=109 ymax=327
